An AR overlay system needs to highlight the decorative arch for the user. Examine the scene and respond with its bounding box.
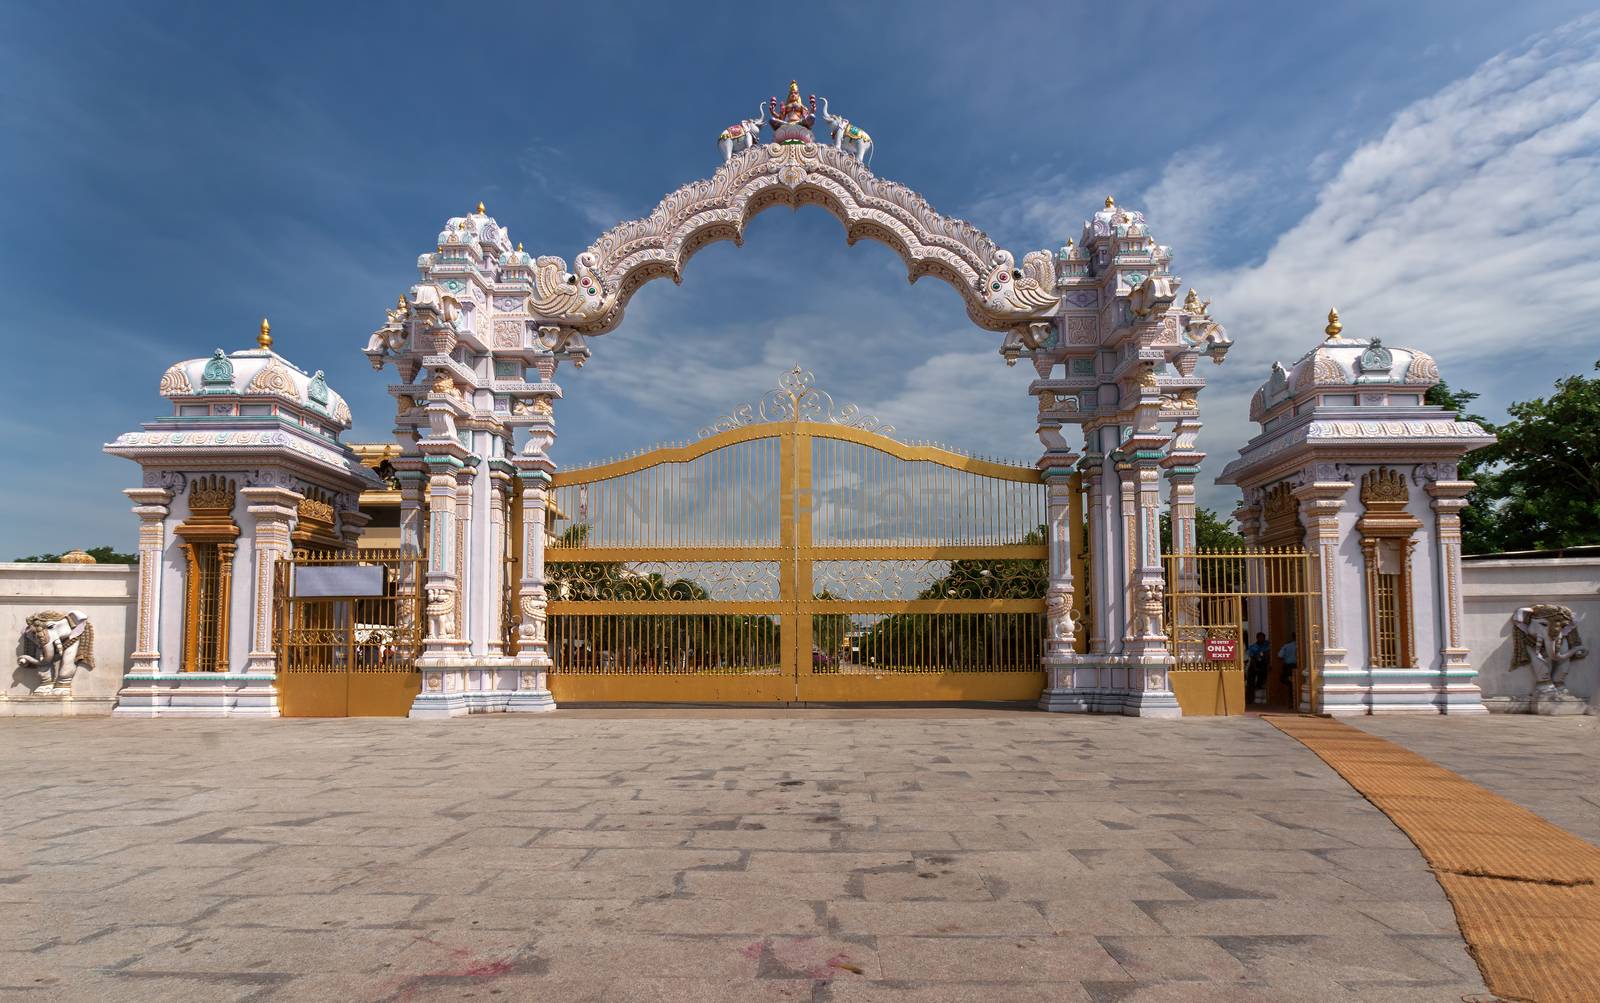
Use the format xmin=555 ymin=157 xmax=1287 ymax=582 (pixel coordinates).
xmin=521 ymin=143 xmax=1060 ymax=336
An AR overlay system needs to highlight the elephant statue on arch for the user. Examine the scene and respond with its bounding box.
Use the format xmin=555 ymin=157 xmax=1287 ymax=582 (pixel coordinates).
xmin=719 ymin=105 xmax=765 ymax=163
xmin=17 ymin=610 xmax=94 ymax=694
xmin=818 ymin=97 xmax=872 ymax=165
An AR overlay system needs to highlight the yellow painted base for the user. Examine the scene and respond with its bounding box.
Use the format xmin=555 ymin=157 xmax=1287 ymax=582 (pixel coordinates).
xmin=1171 ymin=669 xmax=1246 ymax=717
xmin=550 ymin=670 xmax=1045 ymax=705
xmin=280 ymin=672 xmax=421 ymax=717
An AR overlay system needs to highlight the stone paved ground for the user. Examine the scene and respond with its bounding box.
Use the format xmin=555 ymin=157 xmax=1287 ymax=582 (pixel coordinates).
xmin=0 ymin=711 xmax=1496 ymax=1002
xmin=1354 ymin=714 xmax=1600 ymax=846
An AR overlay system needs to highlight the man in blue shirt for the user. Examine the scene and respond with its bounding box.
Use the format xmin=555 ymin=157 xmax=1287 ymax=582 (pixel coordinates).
xmin=1245 ymin=632 xmax=1270 ymax=705
xmin=1278 ymin=634 xmax=1298 ymax=700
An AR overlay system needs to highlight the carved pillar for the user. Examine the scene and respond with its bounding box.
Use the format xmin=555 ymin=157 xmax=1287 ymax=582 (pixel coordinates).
xmin=455 ymin=468 xmax=473 ymax=651
xmin=1038 ymin=448 xmax=1087 ymax=711
xmin=397 ymin=470 xmax=425 ymax=556
xmin=1122 ymin=441 xmax=1180 ymax=717
xmin=1295 ymin=483 xmax=1352 ymax=714
xmin=508 ymin=417 xmax=557 ymax=712
xmin=487 ymin=471 xmax=509 ymax=656
xmin=1116 ymin=456 xmax=1136 ymax=645
xmin=412 ymin=464 xmax=468 ymax=717
xmin=214 ymin=542 xmax=236 ymax=672
xmin=1084 ymin=457 xmax=1109 ymax=656
xmin=1427 ymin=480 xmax=1485 ymax=713
xmin=241 ymin=486 xmax=301 ymax=675
xmin=125 ymin=487 xmax=172 ymax=673
xmin=421 ymin=467 xmax=462 ymax=655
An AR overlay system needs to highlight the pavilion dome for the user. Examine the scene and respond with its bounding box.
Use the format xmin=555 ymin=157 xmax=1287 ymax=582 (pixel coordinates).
xmin=156 ymin=323 xmax=354 ymax=430
xmin=1250 ymin=309 xmax=1441 ymax=421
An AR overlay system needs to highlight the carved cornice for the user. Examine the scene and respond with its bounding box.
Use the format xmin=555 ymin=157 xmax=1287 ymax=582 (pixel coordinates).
xmin=175 ymin=474 xmax=240 ymax=543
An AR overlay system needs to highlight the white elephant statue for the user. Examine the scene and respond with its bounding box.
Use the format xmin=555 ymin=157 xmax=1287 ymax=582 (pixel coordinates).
xmin=17 ymin=610 xmax=94 ymax=694
xmin=818 ymin=97 xmax=872 ymax=164
xmin=719 ymin=105 xmax=765 ymax=163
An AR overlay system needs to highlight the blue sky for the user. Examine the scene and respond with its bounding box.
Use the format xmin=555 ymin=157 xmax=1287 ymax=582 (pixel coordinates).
xmin=3 ymin=2 xmax=1598 ymax=557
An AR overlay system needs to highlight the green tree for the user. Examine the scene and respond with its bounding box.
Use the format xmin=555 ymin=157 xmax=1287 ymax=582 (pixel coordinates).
xmin=14 ymin=545 xmax=137 ymax=565
xmin=1159 ymin=508 xmax=1246 ymax=554
xmin=1425 ymin=381 xmax=1501 ymax=554
xmin=1462 ymin=361 xmax=1600 ymax=553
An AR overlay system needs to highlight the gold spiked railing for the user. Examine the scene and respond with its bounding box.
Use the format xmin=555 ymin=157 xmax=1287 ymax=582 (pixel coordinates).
xmin=1163 ymin=547 xmax=1322 ymax=715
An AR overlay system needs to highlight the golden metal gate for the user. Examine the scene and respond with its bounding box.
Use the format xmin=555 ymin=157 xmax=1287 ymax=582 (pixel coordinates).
xmin=275 ymin=548 xmax=423 ymax=716
xmin=546 ymin=382 xmax=1048 ymax=704
xmin=1163 ymin=548 xmax=1322 ymax=716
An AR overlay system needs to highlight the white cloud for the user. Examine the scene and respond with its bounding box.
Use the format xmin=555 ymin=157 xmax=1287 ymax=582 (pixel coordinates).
xmin=1185 ymin=13 xmax=1600 ymax=515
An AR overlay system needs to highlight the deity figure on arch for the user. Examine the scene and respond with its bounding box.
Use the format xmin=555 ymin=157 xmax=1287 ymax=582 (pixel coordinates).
xmin=769 ymin=80 xmax=816 ymax=144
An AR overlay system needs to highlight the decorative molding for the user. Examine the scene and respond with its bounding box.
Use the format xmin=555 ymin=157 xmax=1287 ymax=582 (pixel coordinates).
xmin=159 ymin=365 xmax=194 ymax=397
xmin=699 ymin=365 xmax=894 ymax=439
xmin=521 ymin=143 xmax=1057 ymax=335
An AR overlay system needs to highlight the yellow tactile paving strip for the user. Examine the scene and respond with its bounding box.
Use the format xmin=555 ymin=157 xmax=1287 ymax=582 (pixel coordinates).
xmin=1267 ymin=715 xmax=1600 ymax=1003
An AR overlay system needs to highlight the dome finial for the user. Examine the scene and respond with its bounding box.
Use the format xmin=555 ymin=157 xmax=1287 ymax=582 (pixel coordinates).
xmin=258 ymin=317 xmax=272 ymax=350
xmin=1105 ymin=195 xmax=1116 ymax=209
xmin=476 ymin=200 xmax=486 ymax=215
xmin=1325 ymin=307 xmax=1342 ymax=339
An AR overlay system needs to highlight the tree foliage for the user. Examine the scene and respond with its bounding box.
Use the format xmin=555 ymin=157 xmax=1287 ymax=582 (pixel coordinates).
xmin=14 ymin=545 xmax=137 ymax=565
xmin=1159 ymin=508 xmax=1246 ymax=554
xmin=1442 ymin=362 xmax=1600 ymax=554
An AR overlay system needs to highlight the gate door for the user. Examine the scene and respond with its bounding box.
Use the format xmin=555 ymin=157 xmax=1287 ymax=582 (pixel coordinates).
xmin=1164 ymin=548 xmax=1322 ymax=715
xmin=276 ymin=548 xmax=422 ymax=716
xmin=546 ymin=374 xmax=1047 ymax=704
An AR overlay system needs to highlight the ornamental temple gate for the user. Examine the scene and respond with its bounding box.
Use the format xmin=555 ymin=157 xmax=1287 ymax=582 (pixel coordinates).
xmin=543 ymin=367 xmax=1062 ymax=704
xmin=95 ymin=83 xmax=1502 ymax=718
xmin=355 ymin=82 xmax=1237 ymax=717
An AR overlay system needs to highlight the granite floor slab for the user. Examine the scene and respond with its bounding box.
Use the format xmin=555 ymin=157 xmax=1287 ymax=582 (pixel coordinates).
xmin=0 ymin=711 xmax=1503 ymax=1001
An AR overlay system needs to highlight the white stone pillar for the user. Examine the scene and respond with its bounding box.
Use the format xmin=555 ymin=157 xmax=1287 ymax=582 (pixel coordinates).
xmin=1038 ymin=451 xmax=1087 ymax=711
xmin=125 ymin=487 xmax=172 ymax=674
xmin=507 ymin=469 xmax=556 ymax=712
xmin=1296 ymin=483 xmax=1356 ymax=714
xmin=487 ymin=472 xmax=509 ymax=656
xmin=1085 ymin=460 xmax=1109 ymax=657
xmin=1123 ymin=452 xmax=1180 ymax=717
xmin=412 ymin=465 xmax=468 ymax=717
xmin=1427 ymin=480 xmax=1487 ymax=714
xmin=241 ymin=485 xmax=301 ymax=676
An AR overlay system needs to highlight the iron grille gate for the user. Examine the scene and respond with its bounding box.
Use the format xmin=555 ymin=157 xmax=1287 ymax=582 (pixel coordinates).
xmin=1163 ymin=548 xmax=1323 ymax=716
xmin=546 ymin=421 xmax=1049 ymax=704
xmin=274 ymin=548 xmax=423 ymax=716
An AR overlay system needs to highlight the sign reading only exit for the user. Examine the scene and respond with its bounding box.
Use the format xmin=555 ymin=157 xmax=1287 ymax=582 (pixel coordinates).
xmin=1205 ymin=637 xmax=1238 ymax=662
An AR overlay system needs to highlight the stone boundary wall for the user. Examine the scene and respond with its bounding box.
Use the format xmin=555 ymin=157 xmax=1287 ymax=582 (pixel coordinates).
xmin=1461 ymin=555 xmax=1600 ymax=713
xmin=1 ymin=562 xmax=136 ymax=716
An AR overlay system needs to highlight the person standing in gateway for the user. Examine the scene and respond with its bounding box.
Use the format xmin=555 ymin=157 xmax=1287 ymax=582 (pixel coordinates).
xmin=1245 ymin=632 xmax=1270 ymax=705
xmin=1278 ymin=633 xmax=1298 ymax=701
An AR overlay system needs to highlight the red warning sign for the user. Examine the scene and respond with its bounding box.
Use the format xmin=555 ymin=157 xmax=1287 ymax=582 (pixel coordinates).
xmin=1205 ymin=638 xmax=1238 ymax=662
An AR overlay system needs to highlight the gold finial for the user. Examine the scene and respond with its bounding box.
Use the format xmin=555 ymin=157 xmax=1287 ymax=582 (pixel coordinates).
xmin=516 ymin=241 xmax=523 ymax=253
xmin=258 ymin=317 xmax=272 ymax=350
xmin=1325 ymin=307 xmax=1342 ymax=339
xmin=397 ymin=295 xmax=407 ymax=310
xmin=476 ymin=201 xmax=486 ymax=214
xmin=1105 ymin=195 xmax=1115 ymax=208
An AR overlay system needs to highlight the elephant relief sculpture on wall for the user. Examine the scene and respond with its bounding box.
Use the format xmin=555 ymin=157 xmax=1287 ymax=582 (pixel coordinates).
xmin=16 ymin=610 xmax=94 ymax=694
xmin=1511 ymin=604 xmax=1588 ymax=696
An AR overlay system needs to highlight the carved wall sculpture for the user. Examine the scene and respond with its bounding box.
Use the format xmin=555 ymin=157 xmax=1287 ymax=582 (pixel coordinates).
xmin=16 ymin=610 xmax=94 ymax=694
xmin=1511 ymin=604 xmax=1589 ymax=694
